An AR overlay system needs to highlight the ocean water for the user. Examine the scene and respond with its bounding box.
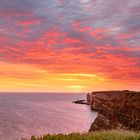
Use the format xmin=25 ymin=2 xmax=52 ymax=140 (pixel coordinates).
xmin=0 ymin=93 xmax=97 ymax=140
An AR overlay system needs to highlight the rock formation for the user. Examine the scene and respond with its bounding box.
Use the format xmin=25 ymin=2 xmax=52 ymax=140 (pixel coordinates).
xmin=88 ymin=90 xmax=140 ymax=132
xmin=86 ymin=93 xmax=91 ymax=103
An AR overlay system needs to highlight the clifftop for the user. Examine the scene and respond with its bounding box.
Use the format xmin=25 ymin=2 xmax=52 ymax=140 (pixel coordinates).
xmin=87 ymin=90 xmax=140 ymax=132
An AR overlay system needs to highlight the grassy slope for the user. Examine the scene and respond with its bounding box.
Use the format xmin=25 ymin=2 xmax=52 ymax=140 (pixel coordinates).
xmin=22 ymin=130 xmax=140 ymax=140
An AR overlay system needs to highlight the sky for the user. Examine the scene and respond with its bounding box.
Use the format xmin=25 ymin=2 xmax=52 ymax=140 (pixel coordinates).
xmin=0 ymin=0 xmax=140 ymax=92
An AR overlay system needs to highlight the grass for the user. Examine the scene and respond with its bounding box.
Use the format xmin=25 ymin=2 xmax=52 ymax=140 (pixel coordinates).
xmin=22 ymin=130 xmax=140 ymax=140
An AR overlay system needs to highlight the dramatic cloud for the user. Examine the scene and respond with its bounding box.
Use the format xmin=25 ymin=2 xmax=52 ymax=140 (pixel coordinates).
xmin=0 ymin=0 xmax=140 ymax=91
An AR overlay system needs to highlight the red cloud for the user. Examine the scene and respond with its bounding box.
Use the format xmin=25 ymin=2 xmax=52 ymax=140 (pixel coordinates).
xmin=73 ymin=23 xmax=108 ymax=40
xmin=18 ymin=19 xmax=41 ymax=27
xmin=115 ymin=32 xmax=137 ymax=40
xmin=16 ymin=40 xmax=139 ymax=82
xmin=0 ymin=26 xmax=139 ymax=83
xmin=62 ymin=38 xmax=81 ymax=44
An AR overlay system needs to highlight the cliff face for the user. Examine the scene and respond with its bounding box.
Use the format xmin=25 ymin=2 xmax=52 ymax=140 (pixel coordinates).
xmin=87 ymin=90 xmax=140 ymax=132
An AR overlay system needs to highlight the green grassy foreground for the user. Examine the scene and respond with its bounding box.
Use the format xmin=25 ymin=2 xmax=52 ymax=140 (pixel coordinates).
xmin=22 ymin=130 xmax=140 ymax=140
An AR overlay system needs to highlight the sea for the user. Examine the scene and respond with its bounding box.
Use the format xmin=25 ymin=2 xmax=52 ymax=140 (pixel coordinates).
xmin=0 ymin=93 xmax=97 ymax=140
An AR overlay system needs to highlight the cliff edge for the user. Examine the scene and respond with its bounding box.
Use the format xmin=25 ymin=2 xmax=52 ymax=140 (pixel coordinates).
xmin=87 ymin=90 xmax=140 ymax=132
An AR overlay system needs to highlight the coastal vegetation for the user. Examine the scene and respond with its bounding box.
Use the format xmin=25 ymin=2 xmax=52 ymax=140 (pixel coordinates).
xmin=22 ymin=130 xmax=140 ymax=140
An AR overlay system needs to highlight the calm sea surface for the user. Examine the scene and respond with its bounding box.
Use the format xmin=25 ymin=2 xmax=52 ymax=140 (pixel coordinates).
xmin=0 ymin=93 xmax=97 ymax=140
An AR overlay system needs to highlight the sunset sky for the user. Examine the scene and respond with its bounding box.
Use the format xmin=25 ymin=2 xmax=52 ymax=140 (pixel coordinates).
xmin=0 ymin=0 xmax=140 ymax=92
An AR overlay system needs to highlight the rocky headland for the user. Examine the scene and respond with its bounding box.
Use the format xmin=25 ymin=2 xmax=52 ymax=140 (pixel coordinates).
xmin=87 ymin=90 xmax=140 ymax=132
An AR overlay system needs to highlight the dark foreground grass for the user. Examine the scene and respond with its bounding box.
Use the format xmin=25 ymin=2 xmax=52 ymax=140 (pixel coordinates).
xmin=22 ymin=130 xmax=140 ymax=140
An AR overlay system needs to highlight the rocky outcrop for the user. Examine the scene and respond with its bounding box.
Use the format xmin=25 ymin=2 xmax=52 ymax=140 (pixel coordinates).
xmin=86 ymin=93 xmax=91 ymax=103
xmin=88 ymin=90 xmax=140 ymax=132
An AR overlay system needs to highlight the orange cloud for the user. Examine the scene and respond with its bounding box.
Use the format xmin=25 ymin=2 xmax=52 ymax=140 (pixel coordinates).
xmin=0 ymin=61 xmax=44 ymax=79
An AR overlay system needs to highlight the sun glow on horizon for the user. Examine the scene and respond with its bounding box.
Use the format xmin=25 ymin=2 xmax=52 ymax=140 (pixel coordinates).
xmin=0 ymin=61 xmax=139 ymax=92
